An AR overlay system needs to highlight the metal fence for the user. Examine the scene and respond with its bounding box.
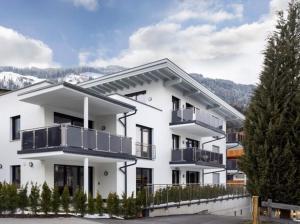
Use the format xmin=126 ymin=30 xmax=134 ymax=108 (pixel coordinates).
xmin=135 ymin=142 xmax=156 ymax=160
xmin=171 ymin=108 xmax=223 ymax=129
xmin=171 ymin=148 xmax=223 ymax=165
xmin=21 ymin=124 xmax=132 ymax=154
xmin=139 ymin=184 xmax=248 ymax=209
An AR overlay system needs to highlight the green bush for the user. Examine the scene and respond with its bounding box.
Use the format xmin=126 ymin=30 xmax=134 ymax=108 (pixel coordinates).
xmin=107 ymin=192 xmax=120 ymax=217
xmin=40 ymin=182 xmax=52 ymax=215
xmin=51 ymin=186 xmax=61 ymax=215
xmin=18 ymin=184 xmax=28 ymax=214
xmin=29 ymin=183 xmax=40 ymax=215
xmin=7 ymin=184 xmax=18 ymax=214
xmin=73 ymin=188 xmax=86 ymax=217
xmin=87 ymin=193 xmax=95 ymax=215
xmin=61 ymin=186 xmax=70 ymax=214
xmin=95 ymin=192 xmax=103 ymax=216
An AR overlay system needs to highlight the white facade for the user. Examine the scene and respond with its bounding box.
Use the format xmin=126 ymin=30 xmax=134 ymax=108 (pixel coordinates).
xmin=0 ymin=59 xmax=244 ymax=198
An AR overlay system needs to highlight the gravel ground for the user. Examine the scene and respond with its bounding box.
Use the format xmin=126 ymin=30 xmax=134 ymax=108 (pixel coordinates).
xmin=0 ymin=214 xmax=250 ymax=224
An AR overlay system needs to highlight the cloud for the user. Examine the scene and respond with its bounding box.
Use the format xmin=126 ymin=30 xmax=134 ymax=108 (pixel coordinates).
xmin=167 ymin=1 xmax=243 ymax=23
xmin=0 ymin=26 xmax=57 ymax=68
xmin=80 ymin=0 xmax=289 ymax=84
xmin=71 ymin=0 xmax=99 ymax=11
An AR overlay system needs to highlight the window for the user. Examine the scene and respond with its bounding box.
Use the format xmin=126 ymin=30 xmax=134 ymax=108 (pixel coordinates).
xmin=212 ymin=145 xmax=220 ymax=153
xmin=125 ymin=91 xmax=146 ymax=102
xmin=54 ymin=165 xmax=93 ymax=196
xmin=54 ymin=112 xmax=93 ymax=129
xmin=11 ymin=116 xmax=20 ymax=140
xmin=186 ymin=138 xmax=199 ymax=148
xmin=11 ymin=165 xmax=20 ymax=187
xmin=212 ymin=173 xmax=220 ymax=185
xmin=136 ymin=125 xmax=152 ymax=145
xmin=186 ymin=171 xmax=199 ymax=184
xmin=186 ymin=103 xmax=193 ymax=109
xmin=172 ymin=96 xmax=180 ymax=110
xmin=136 ymin=168 xmax=152 ymax=192
xmin=172 ymin=170 xmax=180 ymax=184
xmin=172 ymin=134 xmax=180 ymax=149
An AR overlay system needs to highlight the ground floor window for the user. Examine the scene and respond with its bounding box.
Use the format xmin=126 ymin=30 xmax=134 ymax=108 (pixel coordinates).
xmin=136 ymin=168 xmax=152 ymax=192
xmin=11 ymin=165 xmax=20 ymax=188
xmin=54 ymin=165 xmax=93 ymax=196
xmin=172 ymin=170 xmax=180 ymax=184
xmin=186 ymin=171 xmax=199 ymax=184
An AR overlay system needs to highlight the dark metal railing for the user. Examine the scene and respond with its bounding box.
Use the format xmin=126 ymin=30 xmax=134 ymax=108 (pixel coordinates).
xmin=171 ymin=108 xmax=223 ymax=130
xmin=171 ymin=148 xmax=223 ymax=165
xmin=21 ymin=124 xmax=132 ymax=155
xmin=135 ymin=142 xmax=156 ymax=160
xmin=140 ymin=184 xmax=248 ymax=209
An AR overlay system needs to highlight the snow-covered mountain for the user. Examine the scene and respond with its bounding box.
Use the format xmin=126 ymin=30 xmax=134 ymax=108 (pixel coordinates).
xmin=0 ymin=66 xmax=255 ymax=113
xmin=0 ymin=72 xmax=44 ymax=89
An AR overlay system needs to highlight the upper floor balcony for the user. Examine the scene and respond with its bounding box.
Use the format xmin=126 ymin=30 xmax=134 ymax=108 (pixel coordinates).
xmin=170 ymin=148 xmax=225 ymax=169
xmin=170 ymin=108 xmax=225 ymax=137
xmin=226 ymin=132 xmax=244 ymax=143
xmin=18 ymin=124 xmax=135 ymax=162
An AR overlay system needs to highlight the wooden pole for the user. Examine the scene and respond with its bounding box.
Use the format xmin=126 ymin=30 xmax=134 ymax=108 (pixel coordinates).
xmin=252 ymin=196 xmax=260 ymax=224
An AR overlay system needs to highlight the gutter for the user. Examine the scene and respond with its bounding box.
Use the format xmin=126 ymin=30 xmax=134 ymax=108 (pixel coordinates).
xmin=118 ymin=109 xmax=138 ymax=195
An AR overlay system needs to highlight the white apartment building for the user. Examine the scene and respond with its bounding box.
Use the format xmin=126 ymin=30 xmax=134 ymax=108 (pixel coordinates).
xmin=0 ymin=59 xmax=244 ymax=198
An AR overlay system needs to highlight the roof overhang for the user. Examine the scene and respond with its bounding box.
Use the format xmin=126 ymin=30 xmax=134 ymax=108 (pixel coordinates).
xmin=18 ymin=82 xmax=135 ymax=116
xmin=79 ymin=59 xmax=245 ymax=125
xmin=169 ymin=122 xmax=225 ymax=137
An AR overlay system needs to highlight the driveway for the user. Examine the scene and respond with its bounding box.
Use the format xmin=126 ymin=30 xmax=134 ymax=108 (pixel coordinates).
xmin=0 ymin=214 xmax=249 ymax=224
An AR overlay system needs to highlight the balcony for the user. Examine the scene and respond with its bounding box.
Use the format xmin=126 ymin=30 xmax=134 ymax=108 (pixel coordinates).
xmin=135 ymin=142 xmax=156 ymax=160
xmin=18 ymin=124 xmax=135 ymax=162
xmin=170 ymin=109 xmax=225 ymax=137
xmin=170 ymin=148 xmax=225 ymax=168
xmin=226 ymin=132 xmax=244 ymax=143
xmin=227 ymin=159 xmax=239 ymax=171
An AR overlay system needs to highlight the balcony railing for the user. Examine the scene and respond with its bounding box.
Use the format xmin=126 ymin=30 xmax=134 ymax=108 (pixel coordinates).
xmin=171 ymin=148 xmax=223 ymax=166
xmin=226 ymin=132 xmax=244 ymax=143
xmin=135 ymin=142 xmax=156 ymax=160
xmin=21 ymin=124 xmax=132 ymax=155
xmin=171 ymin=108 xmax=223 ymax=130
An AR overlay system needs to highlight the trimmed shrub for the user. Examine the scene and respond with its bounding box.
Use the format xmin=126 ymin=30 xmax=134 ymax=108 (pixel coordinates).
xmin=106 ymin=192 xmax=120 ymax=217
xmin=18 ymin=184 xmax=29 ymax=214
xmin=40 ymin=182 xmax=52 ymax=215
xmin=73 ymin=188 xmax=86 ymax=217
xmin=51 ymin=186 xmax=61 ymax=215
xmin=7 ymin=184 xmax=18 ymax=214
xmin=95 ymin=192 xmax=103 ymax=216
xmin=29 ymin=183 xmax=40 ymax=215
xmin=61 ymin=186 xmax=70 ymax=214
xmin=127 ymin=193 xmax=136 ymax=219
xmin=87 ymin=194 xmax=95 ymax=215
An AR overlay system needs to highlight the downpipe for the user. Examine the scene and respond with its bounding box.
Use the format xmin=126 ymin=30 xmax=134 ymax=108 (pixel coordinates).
xmin=118 ymin=109 xmax=137 ymax=195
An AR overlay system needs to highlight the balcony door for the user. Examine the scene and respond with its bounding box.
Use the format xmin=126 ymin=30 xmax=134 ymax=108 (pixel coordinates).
xmin=136 ymin=125 xmax=152 ymax=158
xmin=136 ymin=168 xmax=152 ymax=192
xmin=172 ymin=96 xmax=180 ymax=111
xmin=54 ymin=164 xmax=93 ymax=196
xmin=186 ymin=138 xmax=199 ymax=148
xmin=172 ymin=134 xmax=180 ymax=149
xmin=186 ymin=171 xmax=199 ymax=184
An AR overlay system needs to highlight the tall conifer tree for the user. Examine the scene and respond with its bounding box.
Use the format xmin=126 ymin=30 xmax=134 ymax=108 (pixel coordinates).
xmin=240 ymin=0 xmax=300 ymax=204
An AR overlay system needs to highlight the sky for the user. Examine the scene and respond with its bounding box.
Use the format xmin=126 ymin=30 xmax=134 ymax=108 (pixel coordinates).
xmin=0 ymin=0 xmax=290 ymax=84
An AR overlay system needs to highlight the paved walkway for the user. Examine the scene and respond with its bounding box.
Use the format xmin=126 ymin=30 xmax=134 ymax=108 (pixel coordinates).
xmin=0 ymin=214 xmax=249 ymax=224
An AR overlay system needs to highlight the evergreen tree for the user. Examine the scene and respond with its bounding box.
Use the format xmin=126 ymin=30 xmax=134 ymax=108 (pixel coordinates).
xmin=18 ymin=184 xmax=29 ymax=214
xmin=40 ymin=182 xmax=52 ymax=215
xmin=73 ymin=188 xmax=86 ymax=217
xmin=51 ymin=186 xmax=61 ymax=215
xmin=7 ymin=184 xmax=18 ymax=214
xmin=61 ymin=186 xmax=70 ymax=214
xmin=95 ymin=192 xmax=103 ymax=216
xmin=240 ymin=0 xmax=300 ymax=204
xmin=29 ymin=183 xmax=40 ymax=215
xmin=87 ymin=194 xmax=95 ymax=215
xmin=107 ymin=192 xmax=120 ymax=217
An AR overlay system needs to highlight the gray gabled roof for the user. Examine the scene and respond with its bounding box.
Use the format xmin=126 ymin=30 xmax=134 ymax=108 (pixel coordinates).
xmin=79 ymin=58 xmax=245 ymax=122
